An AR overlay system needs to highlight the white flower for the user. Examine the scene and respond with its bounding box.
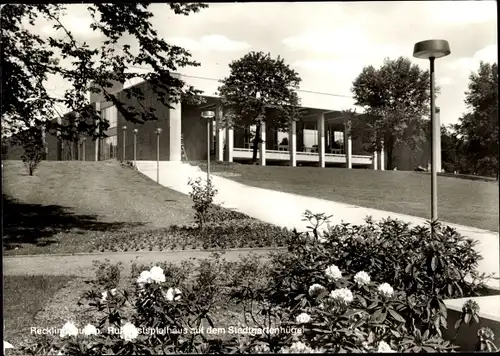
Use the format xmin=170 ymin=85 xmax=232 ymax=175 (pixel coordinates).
xmin=378 ymin=283 xmax=394 ymax=297
xmin=149 ymin=266 xmax=166 ymax=283
xmin=120 ymin=322 xmax=139 ymax=341
xmin=288 ymin=341 xmax=316 ymax=353
xmin=165 ymin=287 xmax=182 ymax=301
xmin=354 ymin=271 xmax=371 ymax=286
xmin=59 ymin=321 xmax=79 ymax=338
xmin=252 ymin=344 xmax=271 ymax=353
xmin=325 ymin=264 xmax=342 ymax=281
xmin=308 ymin=283 xmax=326 ymax=297
xmin=101 ymin=291 xmax=108 ymax=302
xmin=295 ymin=312 xmax=311 ymax=324
xmin=136 ymin=270 xmax=152 ymax=286
xmin=82 ymin=324 xmax=98 ymax=336
xmin=377 ymin=341 xmax=395 ymax=352
xmin=329 ymin=288 xmax=354 ymax=304
xmin=110 ymin=288 xmax=117 ymax=296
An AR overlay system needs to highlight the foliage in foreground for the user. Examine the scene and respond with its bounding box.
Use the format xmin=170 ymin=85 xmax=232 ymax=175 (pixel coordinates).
xmin=16 ymin=212 xmax=495 ymax=354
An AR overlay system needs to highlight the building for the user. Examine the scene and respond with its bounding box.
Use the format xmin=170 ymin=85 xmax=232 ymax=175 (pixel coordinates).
xmin=4 ymin=74 xmax=434 ymax=171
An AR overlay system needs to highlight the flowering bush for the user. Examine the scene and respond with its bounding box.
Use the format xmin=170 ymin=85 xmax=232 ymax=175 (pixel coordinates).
xmin=18 ymin=212 xmax=490 ymax=354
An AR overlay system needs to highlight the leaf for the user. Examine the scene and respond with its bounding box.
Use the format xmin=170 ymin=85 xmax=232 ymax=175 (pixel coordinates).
xmin=422 ymin=346 xmax=435 ymax=352
xmin=413 ymin=346 xmax=422 ymax=353
xmin=371 ymin=308 xmax=383 ymax=322
xmin=390 ymin=329 xmax=401 ymax=338
xmin=473 ymin=314 xmax=479 ymax=324
xmin=437 ymin=299 xmax=448 ymax=319
xmin=454 ymin=319 xmax=462 ymax=330
xmin=388 ymin=308 xmax=405 ymax=323
xmin=447 ymin=284 xmax=453 ymax=296
xmin=464 ymin=313 xmax=471 ymax=324
xmin=431 ymin=256 xmax=438 ymax=271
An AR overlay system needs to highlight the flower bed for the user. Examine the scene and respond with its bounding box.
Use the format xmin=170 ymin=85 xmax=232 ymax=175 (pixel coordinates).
xmin=90 ymin=215 xmax=291 ymax=252
xmin=16 ymin=211 xmax=494 ymax=354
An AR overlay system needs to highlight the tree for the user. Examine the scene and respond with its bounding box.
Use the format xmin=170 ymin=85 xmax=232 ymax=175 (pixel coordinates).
xmin=351 ymin=57 xmax=432 ymax=170
xmin=456 ymin=61 xmax=498 ymax=179
xmin=217 ymin=51 xmax=302 ymax=163
xmin=19 ymin=125 xmax=46 ymax=175
xmin=2 ymin=3 xmax=207 ymax=146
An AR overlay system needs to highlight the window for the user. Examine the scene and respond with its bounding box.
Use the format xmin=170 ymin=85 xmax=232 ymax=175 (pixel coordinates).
xmin=101 ymin=106 xmax=118 ymax=129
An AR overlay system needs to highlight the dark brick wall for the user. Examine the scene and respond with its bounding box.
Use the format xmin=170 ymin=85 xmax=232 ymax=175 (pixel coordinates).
xmin=115 ymin=81 xmax=171 ymax=161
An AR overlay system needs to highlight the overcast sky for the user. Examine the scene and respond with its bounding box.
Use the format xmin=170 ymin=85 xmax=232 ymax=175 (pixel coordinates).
xmin=39 ymin=1 xmax=497 ymax=127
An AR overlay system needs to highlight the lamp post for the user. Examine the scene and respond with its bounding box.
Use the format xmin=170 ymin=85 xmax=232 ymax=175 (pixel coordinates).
xmin=155 ymin=128 xmax=162 ymax=184
xmin=201 ymin=110 xmax=216 ymax=184
xmin=413 ymin=39 xmax=451 ymax=235
xmin=133 ymin=128 xmax=138 ymax=168
xmin=122 ymin=126 xmax=127 ymax=161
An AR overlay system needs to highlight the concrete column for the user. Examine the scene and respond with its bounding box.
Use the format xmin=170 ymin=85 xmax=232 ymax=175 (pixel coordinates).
xmin=95 ymin=102 xmax=101 ymax=161
xmin=215 ymin=105 xmax=224 ymax=161
xmin=344 ymin=119 xmax=352 ymax=169
xmin=317 ymin=114 xmax=325 ymax=168
xmin=225 ymin=126 xmax=233 ymax=162
xmin=259 ymin=121 xmax=266 ymax=166
xmin=169 ymin=101 xmax=182 ymax=161
xmin=380 ymin=140 xmax=385 ymax=171
xmin=373 ymin=151 xmax=378 ymax=170
xmin=288 ymin=120 xmax=296 ymax=167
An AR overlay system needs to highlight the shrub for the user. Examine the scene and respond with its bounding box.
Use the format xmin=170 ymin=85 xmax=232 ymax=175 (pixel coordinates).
xmin=18 ymin=126 xmax=46 ymax=176
xmin=187 ymin=177 xmax=218 ymax=231
xmin=92 ymin=259 xmax=123 ymax=290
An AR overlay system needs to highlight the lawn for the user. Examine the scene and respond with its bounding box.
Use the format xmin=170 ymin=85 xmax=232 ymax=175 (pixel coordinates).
xmin=192 ymin=161 xmax=499 ymax=232
xmin=2 ymin=160 xmax=197 ymax=255
xmin=3 ymin=275 xmax=76 ymax=347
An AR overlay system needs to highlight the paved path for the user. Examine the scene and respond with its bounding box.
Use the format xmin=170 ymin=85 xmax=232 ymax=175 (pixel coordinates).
xmin=137 ymin=161 xmax=499 ymax=290
xmin=3 ymin=249 xmax=278 ymax=278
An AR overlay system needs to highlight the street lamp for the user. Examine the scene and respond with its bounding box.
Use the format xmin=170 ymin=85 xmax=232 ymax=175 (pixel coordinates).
xmin=201 ymin=110 xmax=216 ymax=184
xmin=413 ymin=39 xmax=451 ymax=234
xmin=155 ymin=128 xmax=162 ymax=184
xmin=133 ymin=128 xmax=138 ymax=168
xmin=122 ymin=126 xmax=127 ymax=161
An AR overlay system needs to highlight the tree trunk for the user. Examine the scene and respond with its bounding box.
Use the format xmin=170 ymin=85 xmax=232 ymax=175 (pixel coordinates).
xmin=252 ymin=122 xmax=261 ymax=164
xmin=386 ymin=139 xmax=395 ymax=170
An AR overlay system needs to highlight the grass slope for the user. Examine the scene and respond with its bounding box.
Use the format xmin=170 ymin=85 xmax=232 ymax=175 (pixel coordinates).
xmin=2 ymin=161 xmax=197 ymax=254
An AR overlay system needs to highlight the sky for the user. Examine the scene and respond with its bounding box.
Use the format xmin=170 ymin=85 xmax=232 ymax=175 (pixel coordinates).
xmin=37 ymin=1 xmax=498 ymax=128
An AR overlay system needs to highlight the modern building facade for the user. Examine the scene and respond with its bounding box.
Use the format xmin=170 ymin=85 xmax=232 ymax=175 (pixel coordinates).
xmin=4 ymin=74 xmax=434 ymax=171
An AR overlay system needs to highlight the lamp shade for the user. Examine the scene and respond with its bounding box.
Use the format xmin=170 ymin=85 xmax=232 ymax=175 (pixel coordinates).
xmin=413 ymin=39 xmax=451 ymax=59
xmin=201 ymin=111 xmax=215 ymax=119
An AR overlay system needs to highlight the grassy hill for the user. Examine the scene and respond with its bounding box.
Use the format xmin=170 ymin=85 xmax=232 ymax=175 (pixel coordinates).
xmin=192 ymin=161 xmax=499 ymax=232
